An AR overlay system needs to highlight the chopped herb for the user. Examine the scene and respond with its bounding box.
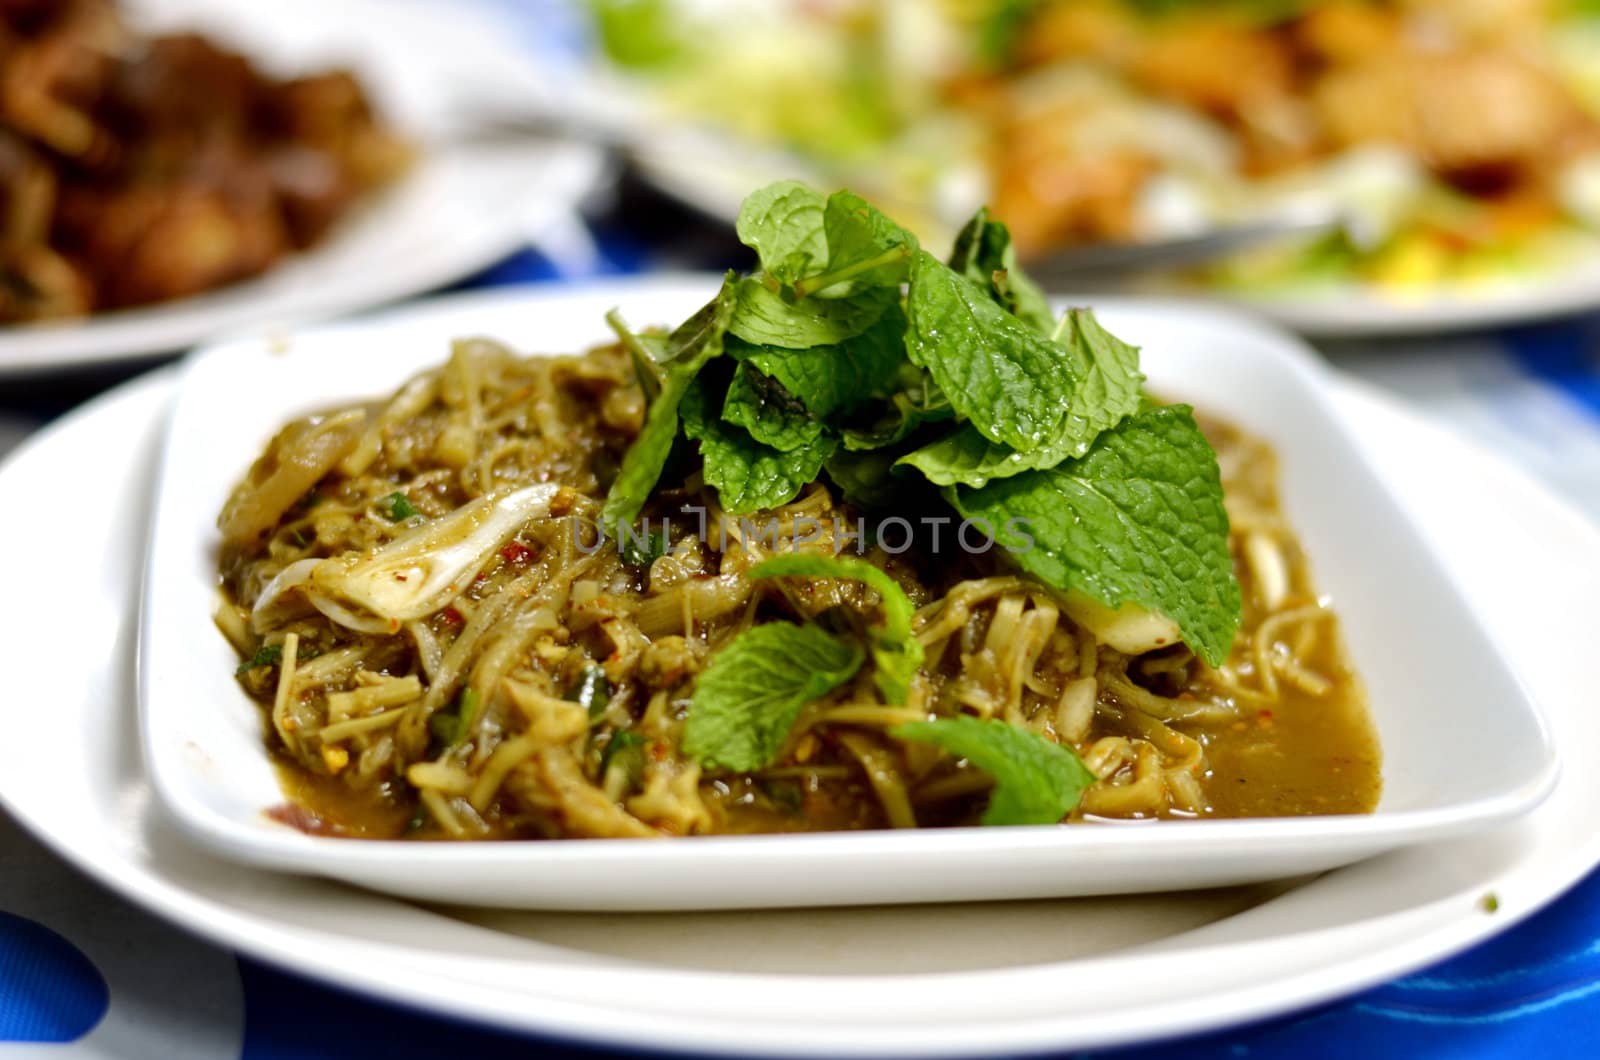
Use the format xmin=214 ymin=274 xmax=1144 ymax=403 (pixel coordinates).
xmin=1480 ymin=892 xmax=1501 ymax=914
xmin=599 ymin=730 xmax=648 ymax=786
xmin=618 ymin=524 xmax=671 ymax=567
xmin=380 ymin=491 xmax=418 ymax=522
xmin=429 ymin=688 xmax=481 ymax=747
xmin=235 ymin=643 xmax=282 ymax=675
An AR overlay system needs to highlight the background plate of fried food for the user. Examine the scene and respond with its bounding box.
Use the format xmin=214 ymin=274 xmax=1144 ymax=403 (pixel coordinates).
xmin=585 ymin=0 xmax=1600 ymax=335
xmin=0 ymin=0 xmax=603 ymax=375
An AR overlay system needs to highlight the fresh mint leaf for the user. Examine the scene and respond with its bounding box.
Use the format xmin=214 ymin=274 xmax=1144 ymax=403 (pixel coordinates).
xmin=722 ymin=363 xmax=827 ymax=451
xmin=905 ymin=251 xmax=1087 ymax=453
xmin=601 ymin=277 xmax=737 ymax=532
xmin=824 ymin=448 xmax=906 ymax=509
xmin=727 ymin=302 xmax=906 ymax=419
xmin=605 ymin=309 xmax=665 ymax=403
xmin=898 ymin=306 xmax=1143 ymax=485
xmin=728 ymin=275 xmax=896 ymax=350
xmin=750 ymin=553 xmax=924 ymax=704
xmin=793 ymin=190 xmax=918 ymax=295
xmin=681 ymin=379 xmax=837 ymax=513
xmin=891 ymin=716 xmax=1097 ymax=826
xmin=948 ymin=405 xmax=1240 ymax=666
xmin=948 ymin=207 xmax=1055 ymax=335
xmin=736 ymin=181 xmax=828 ymax=285
xmin=839 ymin=374 xmax=954 ymax=451
xmin=684 ymin=623 xmax=865 ymax=770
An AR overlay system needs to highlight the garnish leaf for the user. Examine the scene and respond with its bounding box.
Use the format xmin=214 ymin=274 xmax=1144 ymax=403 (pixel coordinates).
xmin=727 ymin=303 xmax=907 ymax=419
xmin=722 ymin=363 xmax=827 ymax=451
xmin=949 ymin=405 xmax=1241 ymax=665
xmin=735 ymin=180 xmax=828 ymax=285
xmin=824 ymin=448 xmax=906 ymax=509
xmin=684 ymin=623 xmax=865 ymax=770
xmin=681 ymin=379 xmax=836 ymax=513
xmin=892 ymin=716 xmax=1097 ymax=826
xmin=750 ymin=553 xmax=924 ymax=704
xmin=794 ymin=190 xmax=918 ymax=295
xmin=839 ymin=375 xmax=954 ymax=452
xmin=948 ymin=207 xmax=1055 ymax=335
xmin=601 ymin=276 xmax=737 ymax=532
xmin=729 ymin=275 xmax=896 ymax=349
xmin=898 ymin=307 xmax=1144 ymax=486
xmin=905 ymin=252 xmax=1090 ymax=453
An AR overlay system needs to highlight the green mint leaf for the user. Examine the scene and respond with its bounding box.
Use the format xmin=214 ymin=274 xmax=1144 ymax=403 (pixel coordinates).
xmin=891 ymin=716 xmax=1097 ymax=826
xmin=750 ymin=553 xmax=924 ymax=704
xmin=795 ymin=189 xmax=918 ymax=295
xmin=605 ymin=309 xmax=665 ymax=403
xmin=722 ymin=363 xmax=827 ymax=451
xmin=660 ymin=273 xmax=740 ymax=364
xmin=905 ymin=251 xmax=1084 ymax=453
xmin=681 ymin=379 xmax=837 ymax=513
xmin=949 ymin=405 xmax=1241 ymax=665
xmin=601 ymin=277 xmax=737 ymax=532
xmin=684 ymin=623 xmax=865 ymax=770
xmin=839 ymin=374 xmax=955 ymax=452
xmin=729 ymin=275 xmax=896 ymax=350
xmin=380 ymin=491 xmax=418 ymax=522
xmin=898 ymin=306 xmax=1143 ymax=484
xmin=948 ymin=207 xmax=1055 ymax=335
xmin=824 ymin=448 xmax=907 ymax=509
xmin=235 ymin=642 xmax=282 ymax=675
xmin=735 ymin=181 xmax=828 ymax=285
xmin=727 ymin=302 xmax=907 ymax=420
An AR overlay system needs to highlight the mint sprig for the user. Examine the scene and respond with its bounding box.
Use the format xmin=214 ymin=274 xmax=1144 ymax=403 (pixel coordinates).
xmin=683 ymin=623 xmax=864 ymax=771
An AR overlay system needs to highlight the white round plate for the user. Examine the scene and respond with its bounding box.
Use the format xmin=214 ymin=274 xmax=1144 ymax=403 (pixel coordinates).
xmin=0 ymin=0 xmax=604 ymax=377
xmin=0 ymin=283 xmax=1597 ymax=1055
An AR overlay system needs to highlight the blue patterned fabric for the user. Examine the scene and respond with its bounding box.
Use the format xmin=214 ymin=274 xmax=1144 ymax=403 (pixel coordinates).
xmin=0 ymin=912 xmax=107 ymax=1043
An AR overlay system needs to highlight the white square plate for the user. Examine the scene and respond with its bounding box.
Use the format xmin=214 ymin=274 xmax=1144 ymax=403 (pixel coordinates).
xmin=139 ymin=278 xmax=1557 ymax=911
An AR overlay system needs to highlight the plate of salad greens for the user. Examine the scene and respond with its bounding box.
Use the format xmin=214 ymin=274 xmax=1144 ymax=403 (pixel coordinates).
xmin=581 ymin=0 xmax=1600 ymax=335
xmin=139 ymin=180 xmax=1550 ymax=909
